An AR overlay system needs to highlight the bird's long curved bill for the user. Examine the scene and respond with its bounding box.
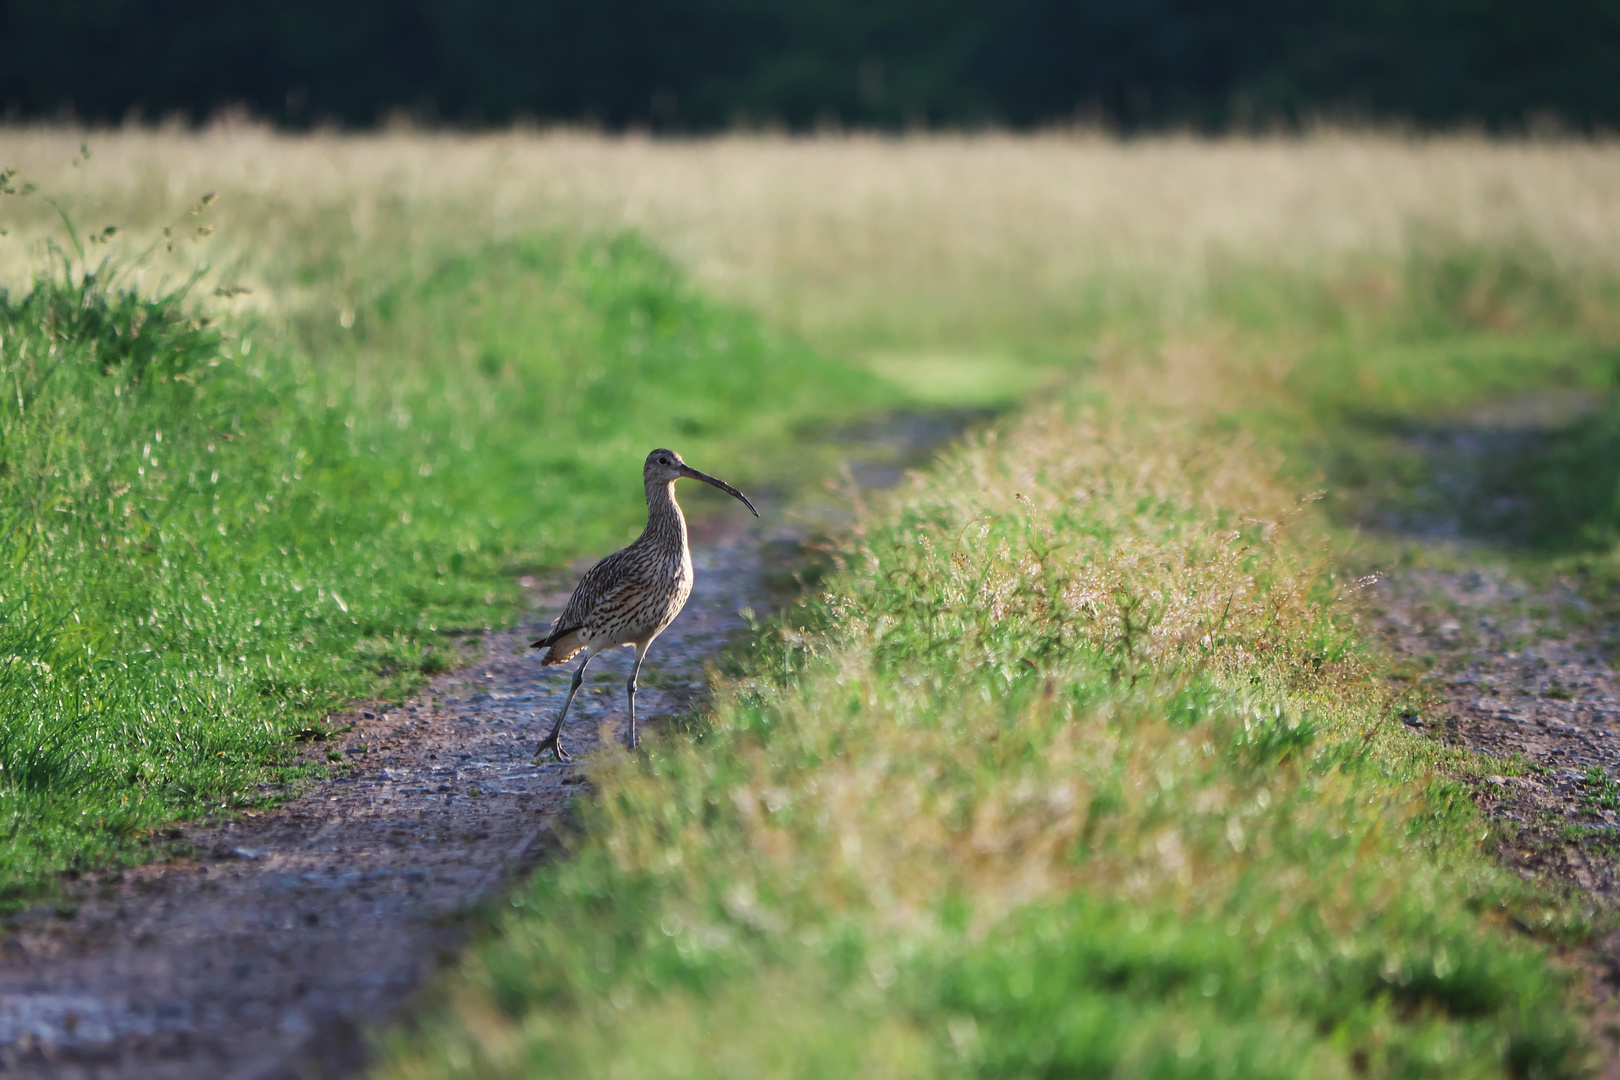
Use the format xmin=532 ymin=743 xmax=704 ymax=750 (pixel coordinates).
xmin=680 ymin=465 xmax=760 ymax=517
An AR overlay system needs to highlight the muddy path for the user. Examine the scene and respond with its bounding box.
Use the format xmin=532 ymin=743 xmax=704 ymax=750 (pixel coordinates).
xmin=1358 ymin=391 xmax=1620 ymax=1072
xmin=0 ymin=413 xmax=970 ymax=1080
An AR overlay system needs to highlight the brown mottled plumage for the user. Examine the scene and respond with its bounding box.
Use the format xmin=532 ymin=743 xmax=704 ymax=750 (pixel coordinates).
xmin=532 ymin=448 xmax=758 ymax=761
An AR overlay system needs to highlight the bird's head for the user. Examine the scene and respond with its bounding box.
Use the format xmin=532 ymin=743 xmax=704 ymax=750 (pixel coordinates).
xmin=644 ymin=448 xmax=759 ymax=516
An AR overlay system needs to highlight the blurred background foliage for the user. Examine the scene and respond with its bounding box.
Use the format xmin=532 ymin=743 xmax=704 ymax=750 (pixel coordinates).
xmin=1 ymin=0 xmax=1617 ymax=132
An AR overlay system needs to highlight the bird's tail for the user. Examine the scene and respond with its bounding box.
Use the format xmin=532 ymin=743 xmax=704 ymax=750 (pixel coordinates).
xmin=531 ymin=623 xmax=586 ymax=666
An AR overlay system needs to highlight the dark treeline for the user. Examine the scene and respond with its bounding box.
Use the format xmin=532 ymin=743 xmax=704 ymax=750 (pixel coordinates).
xmin=2 ymin=0 xmax=1618 ymax=132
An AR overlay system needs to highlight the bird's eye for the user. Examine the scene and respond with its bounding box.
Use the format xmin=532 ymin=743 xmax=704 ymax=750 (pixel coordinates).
xmin=658 ymin=457 xmax=669 ymax=465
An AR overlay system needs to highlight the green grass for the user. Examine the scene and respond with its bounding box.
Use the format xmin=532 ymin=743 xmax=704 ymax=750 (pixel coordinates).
xmin=860 ymin=350 xmax=1057 ymax=409
xmin=0 ymin=226 xmax=899 ymax=902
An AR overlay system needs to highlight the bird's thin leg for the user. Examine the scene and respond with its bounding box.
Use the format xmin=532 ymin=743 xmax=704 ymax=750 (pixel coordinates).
xmin=535 ymin=655 xmax=590 ymax=763
xmin=625 ymin=643 xmax=650 ymax=750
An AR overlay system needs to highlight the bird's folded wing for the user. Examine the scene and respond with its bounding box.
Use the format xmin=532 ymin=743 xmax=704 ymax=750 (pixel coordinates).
xmin=556 ymin=548 xmax=635 ymax=626
xmin=533 ymin=558 xmax=649 ymax=663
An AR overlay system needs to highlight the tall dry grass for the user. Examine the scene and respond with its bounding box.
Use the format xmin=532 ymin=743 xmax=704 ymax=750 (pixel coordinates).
xmin=3 ymin=125 xmax=1619 ymax=350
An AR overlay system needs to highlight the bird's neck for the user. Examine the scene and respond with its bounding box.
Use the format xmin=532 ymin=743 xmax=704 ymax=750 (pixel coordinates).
xmin=642 ymin=479 xmax=688 ymax=549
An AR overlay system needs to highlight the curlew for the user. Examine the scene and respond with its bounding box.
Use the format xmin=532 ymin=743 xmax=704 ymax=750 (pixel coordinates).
xmin=530 ymin=448 xmax=758 ymax=761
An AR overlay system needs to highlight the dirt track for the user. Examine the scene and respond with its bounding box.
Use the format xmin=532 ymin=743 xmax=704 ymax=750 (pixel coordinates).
xmin=1362 ymin=390 xmax=1620 ymax=1073
xmin=0 ymin=532 xmax=770 ymax=1079
xmin=1373 ymin=562 xmax=1620 ymax=1074
xmin=1374 ymin=564 xmax=1620 ymax=887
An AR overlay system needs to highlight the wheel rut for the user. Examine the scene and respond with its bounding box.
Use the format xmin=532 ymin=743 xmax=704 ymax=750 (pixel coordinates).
xmin=0 ymin=538 xmax=769 ymax=1079
xmin=1373 ymin=563 xmax=1620 ymax=1075
xmin=1357 ymin=390 xmax=1620 ymax=1074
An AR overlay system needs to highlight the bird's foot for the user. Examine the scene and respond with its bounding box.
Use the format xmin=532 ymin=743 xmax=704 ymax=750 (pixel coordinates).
xmin=534 ymin=731 xmax=571 ymax=764
xmin=625 ymin=729 xmax=638 ymax=751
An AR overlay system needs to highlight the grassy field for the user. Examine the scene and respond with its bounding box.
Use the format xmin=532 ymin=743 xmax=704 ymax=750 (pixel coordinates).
xmin=4 ymin=129 xmax=1620 ymax=1073
xmin=5 ymin=128 xmax=1620 ymax=382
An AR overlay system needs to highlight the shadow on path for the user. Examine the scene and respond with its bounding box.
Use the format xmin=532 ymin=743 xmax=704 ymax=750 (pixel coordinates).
xmin=1337 ymin=389 xmax=1619 ymax=551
